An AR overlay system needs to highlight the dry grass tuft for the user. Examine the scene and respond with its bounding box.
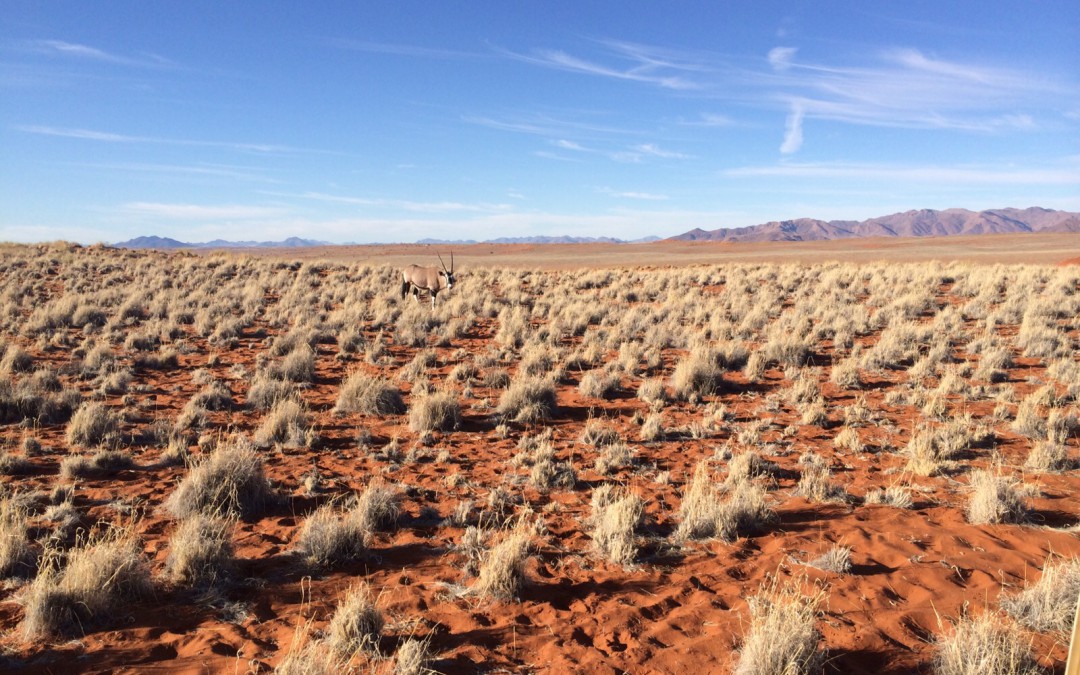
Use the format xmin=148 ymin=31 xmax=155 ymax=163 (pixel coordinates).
xmin=163 ymin=514 xmax=234 ymax=587
xmin=999 ymin=556 xmax=1080 ymax=634
xmin=65 ymin=400 xmax=120 ymax=448
xmin=334 ymin=372 xmax=406 ymax=416
xmin=408 ymin=390 xmax=461 ymax=433
xmin=965 ymin=470 xmax=1031 ymax=525
xmin=327 ymin=582 xmax=384 ymax=655
xmin=472 ymin=529 xmax=531 ymax=601
xmin=0 ymin=495 xmax=35 ymax=578
xmin=497 ymin=377 xmax=557 ymax=423
xmin=807 ymin=545 xmax=852 ymax=575
xmin=20 ymin=529 xmax=152 ymax=638
xmin=164 ymin=440 xmax=278 ymax=520
xmin=734 ymin=575 xmax=824 ymax=675
xmin=933 ymin=611 xmax=1039 ymax=675
xmin=393 ymin=635 xmax=434 ymax=675
xmin=590 ymin=487 xmax=644 ymax=566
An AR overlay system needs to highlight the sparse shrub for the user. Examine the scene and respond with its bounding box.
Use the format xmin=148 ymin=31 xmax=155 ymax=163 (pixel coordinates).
xmin=163 ymin=515 xmax=234 ymax=587
xmin=327 ymin=582 xmax=383 ymax=655
xmin=472 ymin=529 xmax=531 ymax=600
xmin=1000 ymin=556 xmax=1080 ymax=634
xmin=864 ymin=486 xmax=913 ymax=509
xmin=734 ymin=576 xmax=823 ymax=675
xmin=497 ymin=377 xmax=557 ymax=423
xmin=294 ymin=502 xmax=368 ymax=568
xmin=636 ymin=377 xmax=667 ymax=408
xmin=1024 ymin=440 xmax=1070 ymax=472
xmin=334 ymin=372 xmax=406 ymax=415
xmin=164 ymin=440 xmax=278 ymax=520
xmin=65 ymin=400 xmax=120 ymax=447
xmin=246 ymin=372 xmax=296 ymax=410
xmin=20 ymin=530 xmax=152 ymax=638
xmin=0 ymin=496 xmax=34 ymax=578
xmin=578 ymin=368 xmax=620 ymax=399
xmin=933 ymin=611 xmax=1039 ymax=675
xmin=408 ymin=391 xmax=461 ymax=433
xmin=965 ymin=470 xmax=1030 ymax=525
xmin=671 ymin=351 xmax=723 ymax=401
xmin=594 ymin=441 xmax=635 ymax=475
xmin=795 ymin=458 xmax=846 ymax=503
xmin=808 ymin=545 xmax=852 ymax=575
xmin=590 ymin=488 xmax=643 ymax=566
xmin=393 ymin=636 xmax=434 ymax=675
xmin=253 ymin=398 xmax=313 ymax=448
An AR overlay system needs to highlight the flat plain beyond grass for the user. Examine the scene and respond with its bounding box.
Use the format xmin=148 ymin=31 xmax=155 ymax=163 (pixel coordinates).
xmin=0 ymin=239 xmax=1078 ymax=673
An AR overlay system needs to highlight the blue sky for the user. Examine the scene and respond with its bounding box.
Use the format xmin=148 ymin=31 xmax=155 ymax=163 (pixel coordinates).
xmin=2 ymin=1 xmax=1078 ymax=244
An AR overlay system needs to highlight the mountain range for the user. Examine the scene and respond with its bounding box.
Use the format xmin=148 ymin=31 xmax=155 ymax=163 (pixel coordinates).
xmin=113 ymin=207 xmax=1079 ymax=249
xmin=668 ymin=207 xmax=1080 ymax=242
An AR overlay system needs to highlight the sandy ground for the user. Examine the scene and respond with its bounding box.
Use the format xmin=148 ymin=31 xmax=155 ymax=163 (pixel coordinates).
xmin=198 ymin=232 xmax=1080 ymax=269
xmin=0 ymin=238 xmax=1078 ymax=673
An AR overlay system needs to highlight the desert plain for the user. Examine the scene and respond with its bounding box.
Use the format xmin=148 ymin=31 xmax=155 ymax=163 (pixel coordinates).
xmin=0 ymin=234 xmax=1079 ymax=673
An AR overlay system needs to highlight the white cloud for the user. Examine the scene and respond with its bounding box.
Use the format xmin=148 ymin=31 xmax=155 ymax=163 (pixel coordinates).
xmin=27 ymin=39 xmax=174 ymax=68
xmin=767 ymin=47 xmax=798 ymax=71
xmin=120 ymin=202 xmax=287 ymax=219
xmin=780 ymin=102 xmax=804 ymax=154
xmin=599 ymin=187 xmax=669 ymax=200
xmin=633 ymin=143 xmax=689 ymax=159
xmin=724 ymin=160 xmax=1080 ymax=185
xmin=16 ymin=125 xmax=323 ymax=154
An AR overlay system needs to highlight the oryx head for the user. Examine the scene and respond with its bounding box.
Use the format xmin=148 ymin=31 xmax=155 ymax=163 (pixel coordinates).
xmin=437 ymin=251 xmax=455 ymax=290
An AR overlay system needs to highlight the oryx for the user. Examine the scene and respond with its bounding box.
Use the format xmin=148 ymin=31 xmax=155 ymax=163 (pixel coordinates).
xmin=400 ymin=252 xmax=455 ymax=308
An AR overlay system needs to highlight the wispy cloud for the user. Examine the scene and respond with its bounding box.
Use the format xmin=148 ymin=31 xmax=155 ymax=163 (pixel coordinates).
xmin=508 ymin=38 xmax=1075 ymax=153
xmin=63 ymin=161 xmax=280 ymax=183
xmin=26 ymin=39 xmax=175 ymax=69
xmin=724 ymin=160 xmax=1080 ymax=185
xmin=121 ymin=202 xmax=287 ymax=220
xmin=767 ymin=47 xmax=797 ymax=71
xmin=779 ymin=102 xmax=804 ymax=154
xmin=324 ymin=38 xmax=487 ymax=61
xmin=503 ymin=39 xmax=708 ymax=91
xmin=274 ymin=190 xmax=514 ymax=214
xmin=633 ymin=143 xmax=689 ymax=159
xmin=17 ymin=125 xmax=327 ymax=154
xmin=599 ymin=187 xmax=669 ymax=200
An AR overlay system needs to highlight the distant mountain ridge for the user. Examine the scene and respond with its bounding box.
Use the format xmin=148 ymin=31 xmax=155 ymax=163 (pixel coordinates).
xmin=669 ymin=207 xmax=1080 ymax=242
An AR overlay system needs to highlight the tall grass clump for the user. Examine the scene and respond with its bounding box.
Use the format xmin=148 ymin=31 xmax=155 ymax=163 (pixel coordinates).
xmin=327 ymin=582 xmax=384 ymax=656
xmin=472 ymin=529 xmax=531 ymax=601
xmin=1000 ymin=556 xmax=1080 ymax=634
xmin=163 ymin=515 xmax=234 ymax=588
xmin=252 ymin=398 xmax=313 ymax=448
xmin=20 ymin=529 xmax=152 ymax=638
xmin=163 ymin=440 xmax=278 ymax=520
xmin=0 ymin=495 xmax=35 ymax=578
xmin=590 ymin=486 xmax=644 ymax=567
xmin=65 ymin=400 xmax=120 ymax=447
xmin=734 ymin=576 xmax=824 ymax=675
xmin=933 ymin=612 xmax=1039 ymax=675
xmin=965 ymin=470 xmax=1030 ymax=525
xmin=498 ymin=377 xmax=557 ymax=423
xmin=677 ymin=461 xmax=774 ymax=542
xmin=408 ymin=390 xmax=461 ymax=433
xmin=333 ymin=372 xmax=406 ymax=415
